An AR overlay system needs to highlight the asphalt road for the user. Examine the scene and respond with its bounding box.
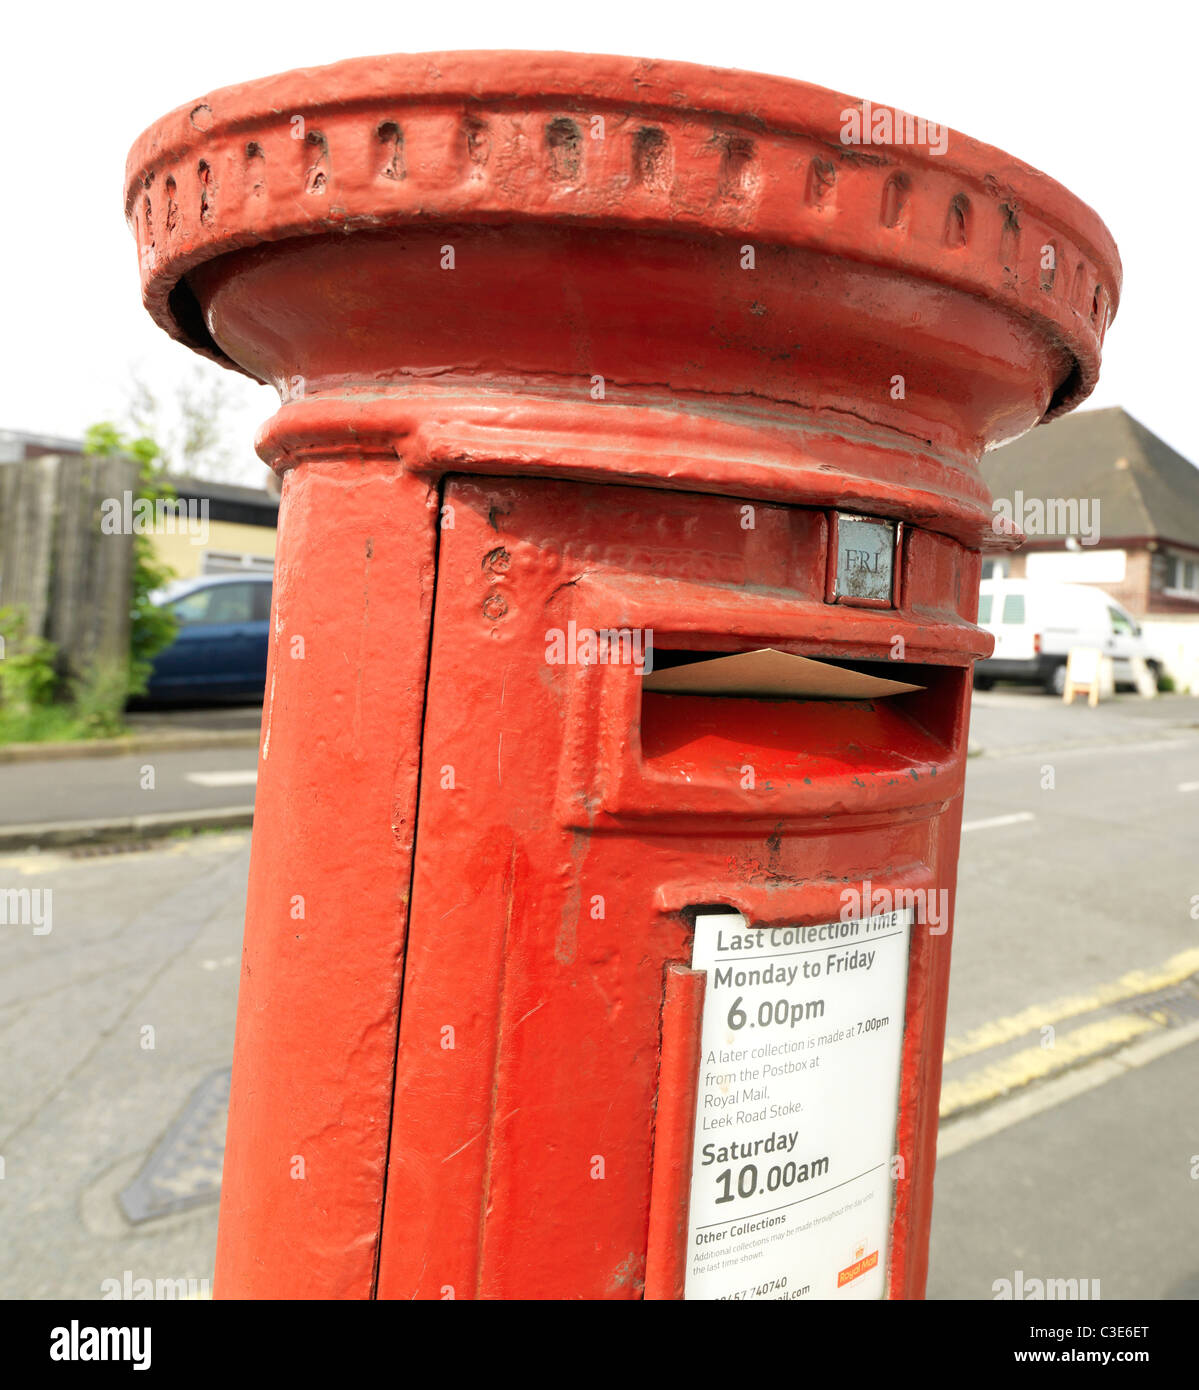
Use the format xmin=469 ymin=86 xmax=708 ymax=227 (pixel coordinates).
xmin=931 ymin=690 xmax=1199 ymax=1299
xmin=0 ymin=689 xmax=1195 ymax=1299
xmin=0 ymin=745 xmax=261 ymax=827
xmin=928 ymin=1035 xmax=1199 ymax=1300
xmin=949 ymin=704 xmax=1199 ymax=1043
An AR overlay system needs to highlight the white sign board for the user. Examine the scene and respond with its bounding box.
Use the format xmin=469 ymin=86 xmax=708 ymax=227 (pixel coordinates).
xmin=1026 ymin=549 xmax=1127 ymax=584
xmin=683 ymin=909 xmax=912 ymax=1300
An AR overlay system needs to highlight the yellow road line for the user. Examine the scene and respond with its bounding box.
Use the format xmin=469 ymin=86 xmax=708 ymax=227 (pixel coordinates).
xmin=942 ymin=948 xmax=1199 ymax=1064
xmin=940 ymin=1014 xmax=1156 ymax=1117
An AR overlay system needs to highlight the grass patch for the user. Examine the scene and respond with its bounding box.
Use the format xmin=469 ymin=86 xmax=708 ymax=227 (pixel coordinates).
xmin=0 ymin=704 xmax=128 ymax=746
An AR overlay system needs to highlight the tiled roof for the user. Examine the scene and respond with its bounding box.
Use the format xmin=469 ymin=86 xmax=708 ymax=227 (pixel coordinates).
xmin=981 ymin=408 xmax=1199 ymax=549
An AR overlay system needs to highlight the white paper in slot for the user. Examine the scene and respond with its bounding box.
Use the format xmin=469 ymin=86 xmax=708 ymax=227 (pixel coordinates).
xmin=641 ymin=648 xmax=923 ymax=700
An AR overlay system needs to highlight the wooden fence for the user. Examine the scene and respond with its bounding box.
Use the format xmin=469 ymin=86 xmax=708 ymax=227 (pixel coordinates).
xmin=0 ymin=452 xmax=138 ymax=676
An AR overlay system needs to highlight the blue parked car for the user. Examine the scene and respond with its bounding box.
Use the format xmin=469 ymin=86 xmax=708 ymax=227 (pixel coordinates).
xmin=145 ymin=573 xmax=273 ymax=701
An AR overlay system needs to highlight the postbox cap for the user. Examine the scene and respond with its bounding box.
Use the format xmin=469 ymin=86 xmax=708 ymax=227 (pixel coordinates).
xmin=126 ymin=50 xmax=1120 ymax=422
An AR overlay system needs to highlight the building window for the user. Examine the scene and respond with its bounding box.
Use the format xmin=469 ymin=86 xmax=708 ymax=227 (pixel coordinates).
xmin=1164 ymin=555 xmax=1199 ymax=596
xmin=201 ymin=551 xmax=275 ymax=576
xmin=981 ymin=558 xmax=1009 ymax=580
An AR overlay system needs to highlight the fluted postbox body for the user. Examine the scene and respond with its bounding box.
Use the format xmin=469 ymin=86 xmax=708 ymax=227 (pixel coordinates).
xmin=126 ymin=52 xmax=1118 ymax=1300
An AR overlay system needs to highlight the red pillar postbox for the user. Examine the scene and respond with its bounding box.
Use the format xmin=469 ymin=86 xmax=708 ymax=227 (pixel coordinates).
xmin=126 ymin=52 xmax=1119 ymax=1299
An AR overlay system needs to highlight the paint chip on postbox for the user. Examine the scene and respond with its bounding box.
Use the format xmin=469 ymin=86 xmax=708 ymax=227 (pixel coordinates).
xmin=641 ymin=648 xmax=923 ymax=700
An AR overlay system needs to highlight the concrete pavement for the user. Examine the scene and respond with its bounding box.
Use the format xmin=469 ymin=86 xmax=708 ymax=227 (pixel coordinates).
xmin=0 ymin=833 xmax=249 ymax=1299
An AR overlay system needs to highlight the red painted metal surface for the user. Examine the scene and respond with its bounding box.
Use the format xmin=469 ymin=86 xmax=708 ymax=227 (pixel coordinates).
xmin=644 ymin=964 xmax=706 ymax=1301
xmin=125 ymin=51 xmax=1120 ymax=1299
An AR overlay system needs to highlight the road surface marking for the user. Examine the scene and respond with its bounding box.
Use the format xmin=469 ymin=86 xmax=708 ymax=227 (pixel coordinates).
xmin=942 ymin=947 xmax=1199 ymax=1063
xmin=939 ymin=1014 xmax=1155 ymax=1117
xmin=186 ymin=771 xmax=258 ymax=788
xmin=960 ymin=811 xmax=1036 ymax=833
xmin=200 ymin=956 xmax=238 ymax=971
xmin=938 ymin=1019 xmax=1199 ymax=1159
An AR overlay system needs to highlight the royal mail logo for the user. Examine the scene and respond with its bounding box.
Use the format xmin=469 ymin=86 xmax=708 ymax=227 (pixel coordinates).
xmin=837 ymin=1249 xmax=879 ymax=1287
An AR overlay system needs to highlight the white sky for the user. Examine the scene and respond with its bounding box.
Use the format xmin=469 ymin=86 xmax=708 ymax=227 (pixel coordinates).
xmin=5 ymin=0 xmax=1196 ymax=478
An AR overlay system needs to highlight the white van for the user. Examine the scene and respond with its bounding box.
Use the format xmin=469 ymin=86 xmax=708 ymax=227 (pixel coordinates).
xmin=975 ymin=579 xmax=1163 ymax=695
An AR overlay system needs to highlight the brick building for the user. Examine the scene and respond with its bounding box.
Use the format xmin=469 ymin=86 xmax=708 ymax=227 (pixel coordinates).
xmin=980 ymin=407 xmax=1199 ymax=689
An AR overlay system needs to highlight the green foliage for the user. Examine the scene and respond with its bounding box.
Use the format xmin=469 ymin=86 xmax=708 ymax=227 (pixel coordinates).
xmin=0 ymin=609 xmax=131 ymax=743
xmin=84 ymin=422 xmax=160 ymax=470
xmin=70 ymin=660 xmax=131 ymax=739
xmin=129 ymin=528 xmax=179 ymax=697
xmin=0 ymin=607 xmax=81 ymax=743
xmin=0 ymin=607 xmax=60 ymax=712
xmin=0 ymin=702 xmax=86 ymax=747
xmin=84 ymin=423 xmax=180 ymax=697
xmin=0 ymin=424 xmax=182 ymax=743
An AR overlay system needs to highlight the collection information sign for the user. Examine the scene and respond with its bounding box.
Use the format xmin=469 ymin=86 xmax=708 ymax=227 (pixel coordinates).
xmin=683 ymin=908 xmax=912 ymax=1300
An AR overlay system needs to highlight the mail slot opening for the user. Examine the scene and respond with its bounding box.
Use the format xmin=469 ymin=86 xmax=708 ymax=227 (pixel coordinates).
xmin=641 ymin=648 xmax=963 ymax=729
xmin=810 ymin=659 xmax=965 ymax=749
xmin=637 ymin=652 xmax=965 ymax=775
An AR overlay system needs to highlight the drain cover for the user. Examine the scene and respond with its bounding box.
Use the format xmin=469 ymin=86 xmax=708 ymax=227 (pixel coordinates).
xmin=1130 ymin=978 xmax=1199 ymax=1028
xmin=119 ymin=1067 xmax=231 ymax=1224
